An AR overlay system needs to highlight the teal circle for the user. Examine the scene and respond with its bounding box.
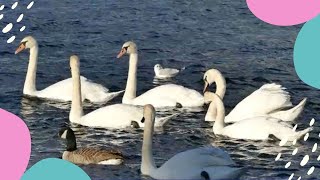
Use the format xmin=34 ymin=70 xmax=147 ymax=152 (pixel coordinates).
xmin=294 ymin=14 xmax=320 ymax=89
xmin=21 ymin=158 xmax=91 ymax=180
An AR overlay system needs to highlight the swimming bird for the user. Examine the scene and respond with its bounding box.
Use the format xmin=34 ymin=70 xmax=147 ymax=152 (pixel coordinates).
xmin=205 ymin=91 xmax=312 ymax=141
xmin=139 ymin=104 xmax=244 ymax=179
xmin=59 ymin=127 xmax=124 ymax=165
xmin=154 ymin=64 xmax=180 ymax=78
xmin=15 ymin=36 xmax=124 ymax=103
xmin=117 ymin=41 xmax=204 ymax=108
xmin=203 ymin=68 xmax=306 ymax=122
xmin=69 ymin=55 xmax=176 ymax=128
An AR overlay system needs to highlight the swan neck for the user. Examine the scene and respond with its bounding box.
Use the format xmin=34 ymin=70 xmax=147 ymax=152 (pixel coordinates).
xmin=207 ymin=93 xmax=225 ymax=134
xmin=214 ymin=72 xmax=226 ymax=99
xmin=24 ymin=46 xmax=38 ymax=95
xmin=141 ymin=119 xmax=157 ymax=175
xmin=123 ymin=53 xmax=138 ymax=103
xmin=70 ymin=67 xmax=83 ymax=123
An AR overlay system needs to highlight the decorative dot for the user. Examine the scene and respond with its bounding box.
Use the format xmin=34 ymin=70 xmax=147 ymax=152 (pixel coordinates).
xmin=292 ymin=139 xmax=297 ymax=145
xmin=292 ymin=148 xmax=298 ymax=155
xmin=17 ymin=14 xmax=24 ymax=22
xmin=12 ymin=2 xmax=18 ymax=10
xmin=275 ymin=153 xmax=281 ymax=161
xmin=0 ymin=5 xmax=4 ymax=10
xmin=288 ymin=173 xmax=294 ymax=180
xmin=292 ymin=124 xmax=298 ymax=131
xmin=304 ymin=133 xmax=309 ymax=141
xmin=2 ymin=23 xmax=13 ymax=33
xmin=307 ymin=166 xmax=315 ymax=175
xmin=0 ymin=14 xmax=3 ymax=20
xmin=297 ymin=176 xmax=301 ymax=180
xmin=317 ymin=155 xmax=320 ymax=161
xmin=310 ymin=118 xmax=315 ymax=126
xmin=301 ymin=155 xmax=309 ymax=166
xmin=285 ymin=162 xmax=291 ymax=168
xmin=279 ymin=138 xmax=288 ymax=146
xmin=7 ymin=36 xmax=16 ymax=43
xmin=27 ymin=1 xmax=34 ymax=9
xmin=20 ymin=26 xmax=26 ymax=32
xmin=312 ymin=143 xmax=317 ymax=152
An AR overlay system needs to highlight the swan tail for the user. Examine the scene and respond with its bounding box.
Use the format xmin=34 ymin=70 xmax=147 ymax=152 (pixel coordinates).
xmin=155 ymin=113 xmax=180 ymax=127
xmin=270 ymin=98 xmax=307 ymax=122
xmin=295 ymin=127 xmax=313 ymax=140
xmin=202 ymin=166 xmax=245 ymax=180
xmin=90 ymin=90 xmax=125 ymax=104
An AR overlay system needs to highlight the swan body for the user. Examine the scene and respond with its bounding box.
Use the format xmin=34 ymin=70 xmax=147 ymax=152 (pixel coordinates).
xmin=117 ymin=41 xmax=204 ymax=108
xmin=206 ymin=92 xmax=312 ymax=141
xmin=141 ymin=104 xmax=244 ymax=180
xmin=59 ymin=128 xmax=124 ymax=165
xmin=69 ymin=55 xmax=175 ymax=129
xmin=128 ymin=84 xmax=204 ymax=107
xmin=203 ymin=69 xmax=306 ymax=122
xmin=15 ymin=36 xmax=123 ymax=103
xmin=154 ymin=64 xmax=179 ymax=78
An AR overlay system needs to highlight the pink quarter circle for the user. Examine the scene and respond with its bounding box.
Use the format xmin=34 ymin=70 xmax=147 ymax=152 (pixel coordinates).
xmin=247 ymin=0 xmax=320 ymax=26
xmin=0 ymin=108 xmax=31 ymax=180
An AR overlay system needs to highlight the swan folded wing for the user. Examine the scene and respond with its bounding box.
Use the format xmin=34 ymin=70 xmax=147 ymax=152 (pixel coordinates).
xmin=202 ymin=166 xmax=245 ymax=180
xmin=155 ymin=146 xmax=236 ymax=179
xmin=80 ymin=104 xmax=143 ymax=128
xmin=133 ymin=84 xmax=203 ymax=107
xmin=225 ymin=83 xmax=293 ymax=122
xmin=158 ymin=68 xmax=179 ymax=76
xmin=159 ymin=146 xmax=235 ymax=171
xmin=67 ymin=148 xmax=123 ymax=164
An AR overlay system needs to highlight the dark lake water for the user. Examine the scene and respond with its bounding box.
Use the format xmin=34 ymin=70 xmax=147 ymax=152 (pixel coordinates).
xmin=1 ymin=0 xmax=320 ymax=179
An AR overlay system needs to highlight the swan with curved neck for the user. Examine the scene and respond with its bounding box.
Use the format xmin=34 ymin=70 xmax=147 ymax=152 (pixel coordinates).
xmin=15 ymin=36 xmax=124 ymax=103
xmin=203 ymin=68 xmax=307 ymax=122
xmin=69 ymin=55 xmax=175 ymax=129
xmin=117 ymin=41 xmax=204 ymax=108
xmin=205 ymin=92 xmax=312 ymax=141
xmin=140 ymin=104 xmax=244 ymax=179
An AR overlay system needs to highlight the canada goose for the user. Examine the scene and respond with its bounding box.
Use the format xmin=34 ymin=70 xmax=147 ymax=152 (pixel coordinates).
xmin=59 ymin=128 xmax=124 ymax=165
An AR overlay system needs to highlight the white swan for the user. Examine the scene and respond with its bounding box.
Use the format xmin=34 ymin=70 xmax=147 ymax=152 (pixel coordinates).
xmin=117 ymin=41 xmax=203 ymax=108
xmin=154 ymin=64 xmax=180 ymax=78
xmin=203 ymin=69 xmax=307 ymax=122
xmin=205 ymin=92 xmax=312 ymax=141
xmin=69 ymin=55 xmax=175 ymax=129
xmin=15 ymin=36 xmax=124 ymax=103
xmin=140 ymin=104 xmax=244 ymax=180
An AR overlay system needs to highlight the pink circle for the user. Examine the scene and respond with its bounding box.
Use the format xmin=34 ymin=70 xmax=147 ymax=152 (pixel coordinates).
xmin=247 ymin=0 xmax=320 ymax=26
xmin=0 ymin=109 xmax=31 ymax=180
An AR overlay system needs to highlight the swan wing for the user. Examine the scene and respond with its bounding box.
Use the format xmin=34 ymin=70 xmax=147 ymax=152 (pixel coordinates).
xmin=37 ymin=76 xmax=121 ymax=103
xmin=153 ymin=146 xmax=236 ymax=179
xmin=80 ymin=104 xmax=143 ymax=128
xmin=158 ymin=68 xmax=179 ymax=76
xmin=225 ymin=83 xmax=293 ymax=123
xmin=132 ymin=84 xmax=204 ymax=107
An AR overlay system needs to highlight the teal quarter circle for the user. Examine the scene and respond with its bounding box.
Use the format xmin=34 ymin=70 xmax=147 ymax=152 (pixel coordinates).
xmin=21 ymin=158 xmax=91 ymax=180
xmin=294 ymin=14 xmax=320 ymax=89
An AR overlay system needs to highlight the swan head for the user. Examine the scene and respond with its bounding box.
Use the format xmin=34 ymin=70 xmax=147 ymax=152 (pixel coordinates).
xmin=154 ymin=64 xmax=163 ymax=71
xmin=143 ymin=104 xmax=156 ymax=127
xmin=117 ymin=41 xmax=137 ymax=58
xmin=15 ymin=36 xmax=37 ymax=54
xmin=70 ymin=55 xmax=80 ymax=74
xmin=203 ymin=69 xmax=224 ymax=92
